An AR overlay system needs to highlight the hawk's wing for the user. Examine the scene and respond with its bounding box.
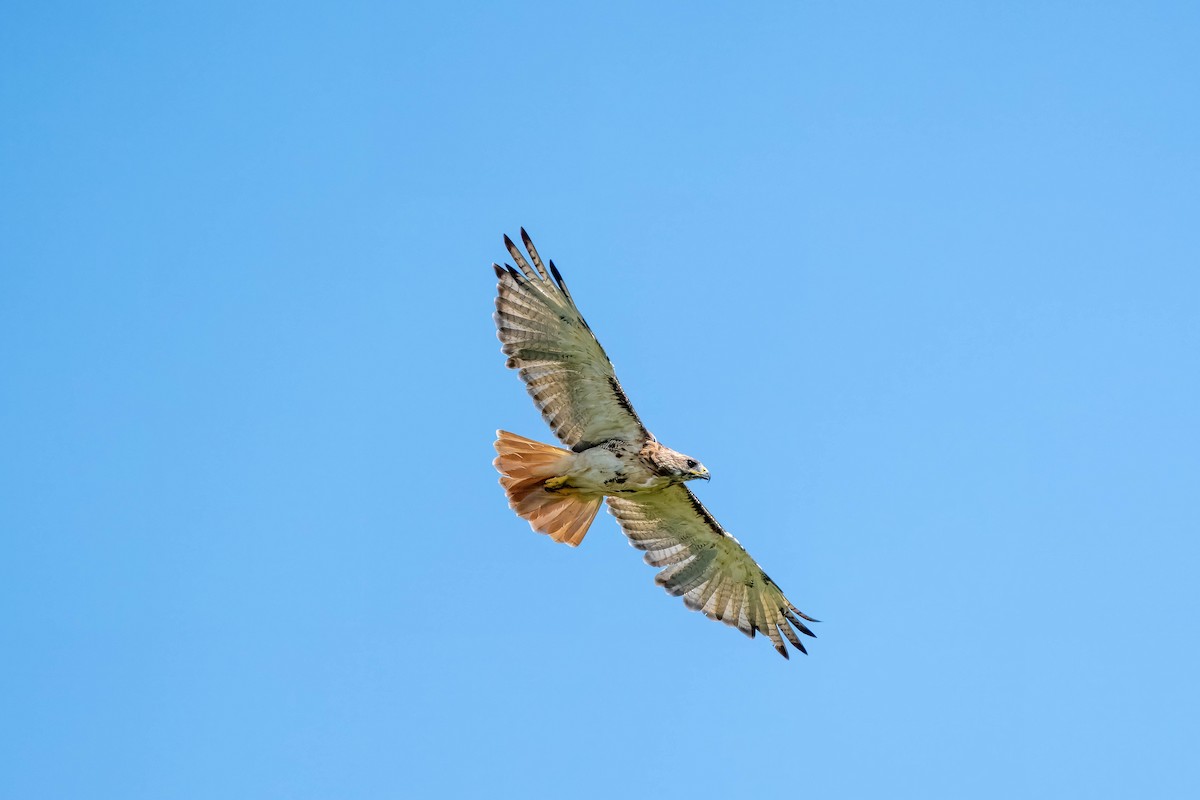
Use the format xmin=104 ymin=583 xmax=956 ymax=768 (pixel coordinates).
xmin=607 ymin=485 xmax=817 ymax=658
xmin=494 ymin=230 xmax=648 ymax=450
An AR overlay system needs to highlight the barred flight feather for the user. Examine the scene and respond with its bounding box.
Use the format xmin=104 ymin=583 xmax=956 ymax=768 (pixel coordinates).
xmin=607 ymin=485 xmax=816 ymax=659
xmin=494 ymin=239 xmax=646 ymax=449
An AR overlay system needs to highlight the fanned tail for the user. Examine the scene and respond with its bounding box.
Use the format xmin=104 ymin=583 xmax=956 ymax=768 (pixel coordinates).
xmin=493 ymin=430 xmax=603 ymax=547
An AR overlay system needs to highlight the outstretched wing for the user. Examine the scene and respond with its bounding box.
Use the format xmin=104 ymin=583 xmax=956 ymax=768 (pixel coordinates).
xmin=607 ymin=485 xmax=817 ymax=658
xmin=494 ymin=230 xmax=648 ymax=450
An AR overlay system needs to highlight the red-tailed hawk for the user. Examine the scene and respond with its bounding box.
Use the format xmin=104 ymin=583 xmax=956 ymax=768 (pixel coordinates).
xmin=492 ymin=230 xmax=817 ymax=658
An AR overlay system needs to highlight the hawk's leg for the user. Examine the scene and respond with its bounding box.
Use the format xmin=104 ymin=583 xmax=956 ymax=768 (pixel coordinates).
xmin=543 ymin=475 xmax=572 ymax=493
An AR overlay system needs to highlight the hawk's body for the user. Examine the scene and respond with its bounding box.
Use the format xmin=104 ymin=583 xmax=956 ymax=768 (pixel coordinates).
xmin=545 ymin=436 xmax=692 ymax=495
xmin=492 ymin=230 xmax=816 ymax=658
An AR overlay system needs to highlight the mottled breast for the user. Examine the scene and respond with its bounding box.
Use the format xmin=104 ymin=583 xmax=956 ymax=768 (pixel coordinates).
xmin=567 ymin=439 xmax=667 ymax=494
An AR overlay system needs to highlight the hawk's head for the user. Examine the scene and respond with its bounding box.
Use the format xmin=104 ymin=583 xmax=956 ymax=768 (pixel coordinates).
xmin=646 ymin=443 xmax=711 ymax=483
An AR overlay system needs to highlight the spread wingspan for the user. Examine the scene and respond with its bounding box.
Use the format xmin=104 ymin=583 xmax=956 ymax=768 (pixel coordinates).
xmin=607 ymin=485 xmax=817 ymax=658
xmin=493 ymin=230 xmax=647 ymax=450
xmin=493 ymin=230 xmax=816 ymax=659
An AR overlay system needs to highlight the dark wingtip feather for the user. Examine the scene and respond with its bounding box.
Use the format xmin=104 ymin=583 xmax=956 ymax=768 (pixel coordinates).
xmin=775 ymin=643 xmax=790 ymax=659
xmin=790 ymin=604 xmax=820 ymax=623
xmin=785 ymin=609 xmax=817 ymax=637
xmin=492 ymin=263 xmax=505 ymax=278
xmin=503 ymin=234 xmax=538 ymax=280
xmin=515 ymin=228 xmax=549 ymax=281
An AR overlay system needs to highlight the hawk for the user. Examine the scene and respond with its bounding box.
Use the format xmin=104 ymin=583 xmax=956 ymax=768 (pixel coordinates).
xmin=492 ymin=230 xmax=817 ymax=658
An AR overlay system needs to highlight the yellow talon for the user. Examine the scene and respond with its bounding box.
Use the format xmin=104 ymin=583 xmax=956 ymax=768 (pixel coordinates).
xmin=544 ymin=475 xmax=570 ymax=492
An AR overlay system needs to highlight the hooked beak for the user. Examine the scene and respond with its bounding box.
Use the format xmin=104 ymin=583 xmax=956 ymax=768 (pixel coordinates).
xmin=695 ymin=467 xmax=711 ymax=481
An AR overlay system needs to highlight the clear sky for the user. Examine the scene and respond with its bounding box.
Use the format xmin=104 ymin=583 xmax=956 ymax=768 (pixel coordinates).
xmin=2 ymin=2 xmax=1198 ymax=798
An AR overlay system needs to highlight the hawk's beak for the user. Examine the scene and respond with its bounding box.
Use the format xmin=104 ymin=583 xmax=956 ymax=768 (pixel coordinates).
xmin=696 ymin=467 xmax=710 ymax=480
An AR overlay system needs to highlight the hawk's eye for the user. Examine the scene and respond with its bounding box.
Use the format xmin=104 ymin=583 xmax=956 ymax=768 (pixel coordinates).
xmin=686 ymin=459 xmax=697 ymax=468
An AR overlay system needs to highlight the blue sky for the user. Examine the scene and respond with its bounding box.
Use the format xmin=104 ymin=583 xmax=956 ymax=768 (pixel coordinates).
xmin=2 ymin=2 xmax=1198 ymax=797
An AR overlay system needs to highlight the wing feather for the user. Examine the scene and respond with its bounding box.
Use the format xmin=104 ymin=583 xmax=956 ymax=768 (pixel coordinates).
xmin=494 ymin=231 xmax=647 ymax=450
xmin=607 ymin=485 xmax=816 ymax=659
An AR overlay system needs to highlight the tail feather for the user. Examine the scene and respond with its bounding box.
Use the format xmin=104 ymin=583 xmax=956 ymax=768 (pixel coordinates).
xmin=493 ymin=430 xmax=603 ymax=547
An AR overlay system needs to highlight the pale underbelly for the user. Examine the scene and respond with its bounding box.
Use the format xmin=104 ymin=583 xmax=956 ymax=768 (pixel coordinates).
xmin=564 ymin=448 xmax=669 ymax=495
